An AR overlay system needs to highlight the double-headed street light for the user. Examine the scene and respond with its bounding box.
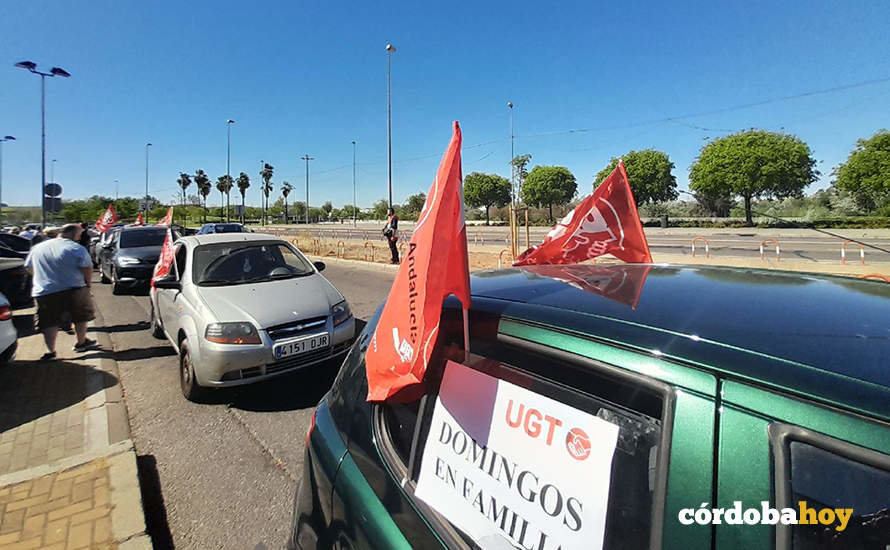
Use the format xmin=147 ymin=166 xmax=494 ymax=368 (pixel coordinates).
xmin=226 ymin=119 xmax=235 ymax=221
xmin=15 ymin=61 xmax=71 ymax=228
xmin=352 ymin=140 xmax=357 ymax=227
xmin=0 ymin=136 xmax=16 ymax=220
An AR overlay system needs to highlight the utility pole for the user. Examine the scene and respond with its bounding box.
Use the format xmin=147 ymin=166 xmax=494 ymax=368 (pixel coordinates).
xmin=301 ymin=154 xmax=314 ymax=225
xmin=114 ymin=179 xmax=119 ymax=201
xmin=352 ymin=140 xmax=357 ymax=227
xmin=226 ymin=119 xmax=234 ymax=221
xmin=0 ymin=136 xmax=15 ymax=221
xmin=507 ymin=101 xmax=517 ymax=257
xmin=386 ymin=43 xmax=396 ymax=208
xmin=260 ymin=159 xmax=265 ymax=226
xmin=144 ymin=142 xmax=152 ymax=214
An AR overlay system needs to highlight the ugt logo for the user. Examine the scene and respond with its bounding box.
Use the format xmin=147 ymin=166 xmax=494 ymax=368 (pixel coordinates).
xmin=565 ymin=427 xmax=591 ymax=461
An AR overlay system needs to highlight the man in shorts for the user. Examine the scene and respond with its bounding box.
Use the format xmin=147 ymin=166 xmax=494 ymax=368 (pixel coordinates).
xmin=24 ymin=223 xmax=97 ymax=360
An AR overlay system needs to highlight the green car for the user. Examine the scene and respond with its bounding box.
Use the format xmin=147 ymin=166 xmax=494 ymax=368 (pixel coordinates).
xmin=289 ymin=264 xmax=890 ymax=550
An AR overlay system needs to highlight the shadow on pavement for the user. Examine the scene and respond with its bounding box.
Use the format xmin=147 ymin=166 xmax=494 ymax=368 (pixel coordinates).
xmin=136 ymin=454 xmax=175 ymax=550
xmin=216 ymin=361 xmax=340 ymax=413
xmin=12 ymin=311 xmax=37 ymax=338
xmin=0 ymin=360 xmax=117 ymax=432
xmin=90 ymin=321 xmax=151 ymax=334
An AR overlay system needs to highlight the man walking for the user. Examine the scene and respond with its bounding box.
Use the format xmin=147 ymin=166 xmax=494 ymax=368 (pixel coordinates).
xmin=383 ymin=207 xmax=399 ymax=264
xmin=24 ymin=223 xmax=97 ymax=360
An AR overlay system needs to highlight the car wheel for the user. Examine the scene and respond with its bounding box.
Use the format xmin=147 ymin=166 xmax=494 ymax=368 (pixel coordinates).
xmin=150 ymin=302 xmax=165 ymax=339
xmin=111 ymin=269 xmax=122 ymax=295
xmin=179 ymin=341 xmax=206 ymax=402
xmin=100 ymin=267 xmax=110 ymax=284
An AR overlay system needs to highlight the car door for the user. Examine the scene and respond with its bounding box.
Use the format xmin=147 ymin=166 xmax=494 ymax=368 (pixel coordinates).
xmin=157 ymin=243 xmax=187 ymax=341
xmin=99 ymin=231 xmax=119 ymax=279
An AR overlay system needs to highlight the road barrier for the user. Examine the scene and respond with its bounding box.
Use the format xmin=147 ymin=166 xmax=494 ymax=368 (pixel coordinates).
xmin=841 ymin=240 xmax=865 ymax=265
xmin=760 ymin=239 xmax=780 ymax=262
xmin=858 ymin=273 xmax=890 ymax=283
xmin=474 ymin=232 xmax=484 ymax=245
xmin=312 ymin=238 xmax=321 ymax=255
xmin=498 ymin=249 xmax=513 ymax=269
xmin=399 ymin=241 xmax=407 ymax=258
xmin=363 ymin=241 xmax=375 ymax=262
xmin=336 ymin=241 xmax=346 ymax=258
xmin=691 ymin=237 xmax=711 ymax=259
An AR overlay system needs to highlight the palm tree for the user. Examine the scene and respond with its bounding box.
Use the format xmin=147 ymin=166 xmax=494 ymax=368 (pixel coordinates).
xmin=280 ymin=182 xmax=293 ymax=224
xmin=236 ymin=172 xmax=250 ymax=224
xmin=176 ymin=173 xmax=192 ymax=226
xmin=216 ymin=175 xmax=234 ymax=221
xmin=260 ymin=163 xmax=274 ymax=225
xmin=194 ymin=169 xmax=211 ymax=223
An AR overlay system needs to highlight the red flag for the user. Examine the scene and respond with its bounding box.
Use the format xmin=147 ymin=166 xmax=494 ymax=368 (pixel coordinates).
xmin=150 ymin=230 xmax=175 ymax=288
xmin=134 ymin=213 xmax=144 ymax=226
xmin=95 ymin=204 xmax=117 ymax=233
xmin=157 ymin=207 xmax=173 ymax=226
xmin=514 ymin=161 xmax=652 ymax=265
xmin=365 ymin=122 xmax=471 ymax=402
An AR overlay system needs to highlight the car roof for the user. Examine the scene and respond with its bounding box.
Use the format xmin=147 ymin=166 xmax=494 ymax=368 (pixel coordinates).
xmin=180 ymin=232 xmax=282 ymax=247
xmin=467 ymin=264 xmax=890 ymax=421
xmin=119 ymin=225 xmax=166 ymax=232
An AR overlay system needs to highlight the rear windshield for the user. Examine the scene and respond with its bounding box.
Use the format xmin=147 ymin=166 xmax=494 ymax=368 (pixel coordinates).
xmin=202 ymin=224 xmax=245 ymax=234
xmin=119 ymin=229 xmax=166 ymax=248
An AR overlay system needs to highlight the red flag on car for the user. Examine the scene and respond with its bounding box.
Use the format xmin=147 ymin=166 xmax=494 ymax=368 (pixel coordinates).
xmin=134 ymin=213 xmax=144 ymax=226
xmin=514 ymin=161 xmax=652 ymax=265
xmin=522 ymin=264 xmax=652 ymax=309
xmin=150 ymin=230 xmax=175 ymax=288
xmin=95 ymin=204 xmax=117 ymax=233
xmin=157 ymin=207 xmax=173 ymax=226
xmin=365 ymin=121 xmax=471 ymax=402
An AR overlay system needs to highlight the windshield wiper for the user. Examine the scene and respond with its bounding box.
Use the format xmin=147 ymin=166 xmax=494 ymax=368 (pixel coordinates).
xmin=198 ymin=279 xmax=234 ymax=286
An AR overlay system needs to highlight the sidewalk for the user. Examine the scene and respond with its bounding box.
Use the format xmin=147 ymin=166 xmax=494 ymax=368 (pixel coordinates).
xmin=0 ymin=304 xmax=150 ymax=549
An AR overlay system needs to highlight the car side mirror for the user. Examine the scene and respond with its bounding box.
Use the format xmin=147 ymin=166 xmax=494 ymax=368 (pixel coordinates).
xmin=313 ymin=261 xmax=326 ymax=272
xmin=154 ymin=277 xmax=181 ymax=290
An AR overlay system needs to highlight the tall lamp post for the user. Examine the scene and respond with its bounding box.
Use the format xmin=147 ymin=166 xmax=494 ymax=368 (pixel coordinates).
xmin=14 ymin=61 xmax=71 ymax=228
xmin=144 ymin=142 xmax=152 ymax=214
xmin=507 ymin=101 xmax=517 ymax=257
xmin=386 ymin=43 xmax=396 ymax=208
xmin=51 ymin=159 xmax=57 ymax=184
xmin=301 ymin=154 xmax=314 ymax=225
xmin=0 ymin=136 xmax=15 ymax=221
xmin=114 ymin=179 xmax=119 ymax=201
xmin=226 ymin=119 xmax=234 ymax=221
xmin=351 ymin=140 xmax=357 ymax=227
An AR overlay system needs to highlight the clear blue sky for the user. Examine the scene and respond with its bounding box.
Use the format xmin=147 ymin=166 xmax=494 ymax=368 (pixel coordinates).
xmin=2 ymin=0 xmax=889 ymax=209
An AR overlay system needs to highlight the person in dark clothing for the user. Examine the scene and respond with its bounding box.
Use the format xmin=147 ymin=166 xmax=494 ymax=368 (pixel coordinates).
xmin=383 ymin=208 xmax=399 ymax=264
xmin=78 ymin=222 xmax=91 ymax=249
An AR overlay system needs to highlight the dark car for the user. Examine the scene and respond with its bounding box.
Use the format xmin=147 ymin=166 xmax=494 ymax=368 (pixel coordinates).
xmin=196 ymin=223 xmax=248 ymax=235
xmin=98 ymin=226 xmax=177 ymax=294
xmin=0 ymin=258 xmax=32 ymax=308
xmin=0 ymin=233 xmax=31 ymax=260
xmin=289 ymin=264 xmax=890 ymax=550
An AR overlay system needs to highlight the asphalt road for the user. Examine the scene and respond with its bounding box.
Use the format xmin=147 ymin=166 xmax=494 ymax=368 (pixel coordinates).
xmin=92 ymin=263 xmax=395 ymax=550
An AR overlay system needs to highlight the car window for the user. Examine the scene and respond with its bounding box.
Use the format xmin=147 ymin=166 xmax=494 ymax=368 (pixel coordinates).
xmin=192 ymin=242 xmax=314 ymax=286
xmin=380 ymin=333 xmax=667 ymax=550
xmin=173 ymin=244 xmax=187 ymax=281
xmin=120 ymin=229 xmax=166 ymax=248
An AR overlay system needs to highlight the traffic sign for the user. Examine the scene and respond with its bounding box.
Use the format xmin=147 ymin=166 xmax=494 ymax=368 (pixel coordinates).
xmin=234 ymin=205 xmax=246 ymax=215
xmin=139 ymin=199 xmax=156 ymax=211
xmin=43 ymin=197 xmax=62 ymax=214
xmin=44 ymin=183 xmax=63 ymax=197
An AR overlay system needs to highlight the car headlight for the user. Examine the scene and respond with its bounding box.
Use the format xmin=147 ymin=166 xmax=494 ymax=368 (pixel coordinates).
xmin=118 ymin=256 xmax=141 ymax=265
xmin=205 ymin=322 xmax=261 ymax=345
xmin=332 ymin=300 xmax=352 ymax=326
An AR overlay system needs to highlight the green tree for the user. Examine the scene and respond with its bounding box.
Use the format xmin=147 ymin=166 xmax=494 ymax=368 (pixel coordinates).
xmin=260 ymin=163 xmax=274 ymax=225
xmin=281 ymin=181 xmax=293 ymax=223
xmin=321 ymin=200 xmax=333 ymax=220
xmin=689 ymin=130 xmax=819 ymax=225
xmin=404 ymin=193 xmax=427 ymax=219
xmin=464 ymin=172 xmax=511 ymax=225
xmin=833 ymin=129 xmax=890 ymax=213
xmin=194 ymin=170 xmax=211 ymax=223
xmin=372 ymin=199 xmax=390 ymax=220
xmin=593 ymin=149 xmax=678 ymax=206
xmin=521 ymin=166 xmax=577 ymax=222
xmin=292 ymin=201 xmax=307 ymax=222
xmin=236 ymin=172 xmax=250 ymax=223
xmin=215 ymin=175 xmax=234 ymax=221
xmin=512 ymin=154 xmax=532 ymax=199
xmin=177 ymin=173 xmax=192 ymax=207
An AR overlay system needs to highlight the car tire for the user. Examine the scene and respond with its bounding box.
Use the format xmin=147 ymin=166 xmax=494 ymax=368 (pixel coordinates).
xmin=150 ymin=302 xmax=165 ymax=339
xmin=111 ymin=269 xmax=122 ymax=295
xmin=100 ymin=268 xmax=110 ymax=284
xmin=179 ymin=341 xmax=206 ymax=402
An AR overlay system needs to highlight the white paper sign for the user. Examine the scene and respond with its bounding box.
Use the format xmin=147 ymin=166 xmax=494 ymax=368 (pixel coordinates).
xmin=415 ymin=361 xmax=619 ymax=550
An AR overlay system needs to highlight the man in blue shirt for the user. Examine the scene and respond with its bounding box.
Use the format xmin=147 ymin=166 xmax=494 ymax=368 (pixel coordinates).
xmin=24 ymin=223 xmax=97 ymax=360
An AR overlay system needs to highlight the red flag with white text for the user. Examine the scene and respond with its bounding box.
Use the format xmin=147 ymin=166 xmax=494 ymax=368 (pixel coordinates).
xmin=514 ymin=161 xmax=652 ymax=265
xmin=134 ymin=213 xmax=144 ymax=226
xmin=95 ymin=204 xmax=117 ymax=233
xmin=157 ymin=207 xmax=173 ymax=226
xmin=150 ymin=230 xmax=175 ymax=288
xmin=365 ymin=122 xmax=471 ymax=402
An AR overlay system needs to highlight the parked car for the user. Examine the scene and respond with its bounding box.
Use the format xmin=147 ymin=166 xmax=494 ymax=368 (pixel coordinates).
xmin=196 ymin=223 xmax=249 ymax=235
xmin=0 ymin=292 xmax=17 ymax=365
xmin=91 ymin=224 xmax=124 ymax=267
xmin=0 ymin=233 xmax=31 ymax=260
xmin=289 ymin=264 xmax=890 ymax=550
xmin=98 ymin=225 xmax=175 ymax=294
xmin=0 ymin=258 xmax=32 ymax=308
xmin=149 ymin=233 xmax=355 ymax=401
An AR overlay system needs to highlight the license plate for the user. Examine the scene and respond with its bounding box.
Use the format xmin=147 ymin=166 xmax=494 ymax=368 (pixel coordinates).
xmin=274 ymin=333 xmax=329 ymax=360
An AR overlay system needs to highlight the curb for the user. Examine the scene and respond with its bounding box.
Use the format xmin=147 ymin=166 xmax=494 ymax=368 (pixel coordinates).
xmin=86 ymin=301 xmax=132 ymax=451
xmin=308 ymin=255 xmax=400 ymax=272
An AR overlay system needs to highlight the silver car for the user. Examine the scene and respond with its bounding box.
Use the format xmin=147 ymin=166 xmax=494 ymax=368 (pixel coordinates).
xmin=149 ymin=233 xmax=355 ymax=401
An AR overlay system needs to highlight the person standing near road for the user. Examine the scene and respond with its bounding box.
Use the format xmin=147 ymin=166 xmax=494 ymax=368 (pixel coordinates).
xmin=383 ymin=207 xmax=399 ymax=264
xmin=24 ymin=223 xmax=97 ymax=360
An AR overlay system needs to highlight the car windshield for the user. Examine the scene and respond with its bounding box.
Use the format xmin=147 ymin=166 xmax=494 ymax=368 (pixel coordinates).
xmin=193 ymin=242 xmax=314 ymax=286
xmin=119 ymin=229 xmax=167 ymax=248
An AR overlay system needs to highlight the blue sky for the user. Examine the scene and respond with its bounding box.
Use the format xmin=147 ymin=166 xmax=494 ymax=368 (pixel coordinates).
xmin=2 ymin=0 xmax=889 ymax=209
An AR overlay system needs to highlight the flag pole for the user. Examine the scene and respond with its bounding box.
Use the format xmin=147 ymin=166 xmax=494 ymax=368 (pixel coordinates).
xmin=462 ymin=307 xmax=470 ymax=362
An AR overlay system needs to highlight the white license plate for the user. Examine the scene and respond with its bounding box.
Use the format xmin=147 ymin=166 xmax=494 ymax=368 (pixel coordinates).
xmin=274 ymin=333 xmax=329 ymax=360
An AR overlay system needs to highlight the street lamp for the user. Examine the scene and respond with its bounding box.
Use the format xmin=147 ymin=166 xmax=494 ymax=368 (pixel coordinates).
xmin=352 ymin=140 xmax=357 ymax=227
xmin=144 ymin=142 xmax=152 ymax=212
xmin=386 ymin=43 xmax=396 ymax=208
xmin=301 ymin=154 xmax=314 ymax=225
xmin=226 ymin=119 xmax=234 ymax=221
xmin=507 ymin=101 xmax=515 ymax=206
xmin=114 ymin=179 xmax=119 ymax=201
xmin=0 ymin=136 xmax=15 ymax=220
xmin=15 ymin=61 xmax=71 ymax=227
